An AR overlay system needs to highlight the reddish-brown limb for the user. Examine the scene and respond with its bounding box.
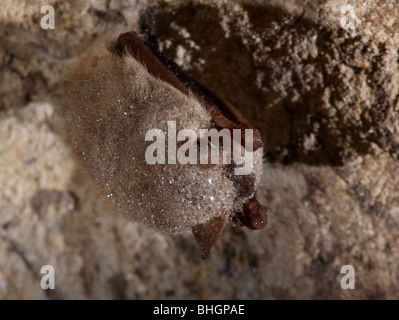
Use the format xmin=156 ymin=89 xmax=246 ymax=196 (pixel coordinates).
xmin=233 ymin=197 xmax=268 ymax=230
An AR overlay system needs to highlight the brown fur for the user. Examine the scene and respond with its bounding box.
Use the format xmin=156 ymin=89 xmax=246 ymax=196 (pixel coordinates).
xmin=61 ymin=35 xmax=263 ymax=234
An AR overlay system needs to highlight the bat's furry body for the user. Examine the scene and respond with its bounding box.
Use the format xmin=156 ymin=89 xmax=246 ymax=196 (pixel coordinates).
xmin=63 ymin=37 xmax=263 ymax=236
xmin=62 ymin=16 xmax=268 ymax=257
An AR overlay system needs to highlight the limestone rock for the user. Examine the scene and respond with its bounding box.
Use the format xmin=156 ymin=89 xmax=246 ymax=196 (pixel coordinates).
xmin=0 ymin=0 xmax=398 ymax=299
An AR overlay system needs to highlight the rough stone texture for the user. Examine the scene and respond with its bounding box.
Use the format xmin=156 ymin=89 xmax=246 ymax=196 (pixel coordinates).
xmin=0 ymin=0 xmax=399 ymax=299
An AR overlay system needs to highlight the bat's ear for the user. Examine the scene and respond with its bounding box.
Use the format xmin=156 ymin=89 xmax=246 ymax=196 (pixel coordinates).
xmin=192 ymin=214 xmax=229 ymax=259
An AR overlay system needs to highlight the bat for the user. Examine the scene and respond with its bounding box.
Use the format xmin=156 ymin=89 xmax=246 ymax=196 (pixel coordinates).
xmin=62 ymin=8 xmax=267 ymax=259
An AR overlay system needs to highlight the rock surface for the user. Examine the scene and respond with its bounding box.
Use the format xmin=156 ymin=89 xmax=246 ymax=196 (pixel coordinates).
xmin=0 ymin=0 xmax=398 ymax=299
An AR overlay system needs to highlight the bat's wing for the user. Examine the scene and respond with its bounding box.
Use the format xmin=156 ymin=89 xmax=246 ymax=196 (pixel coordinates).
xmin=192 ymin=214 xmax=229 ymax=259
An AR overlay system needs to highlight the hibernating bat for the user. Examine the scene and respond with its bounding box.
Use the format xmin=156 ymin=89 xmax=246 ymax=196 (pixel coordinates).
xmin=61 ymin=8 xmax=267 ymax=258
